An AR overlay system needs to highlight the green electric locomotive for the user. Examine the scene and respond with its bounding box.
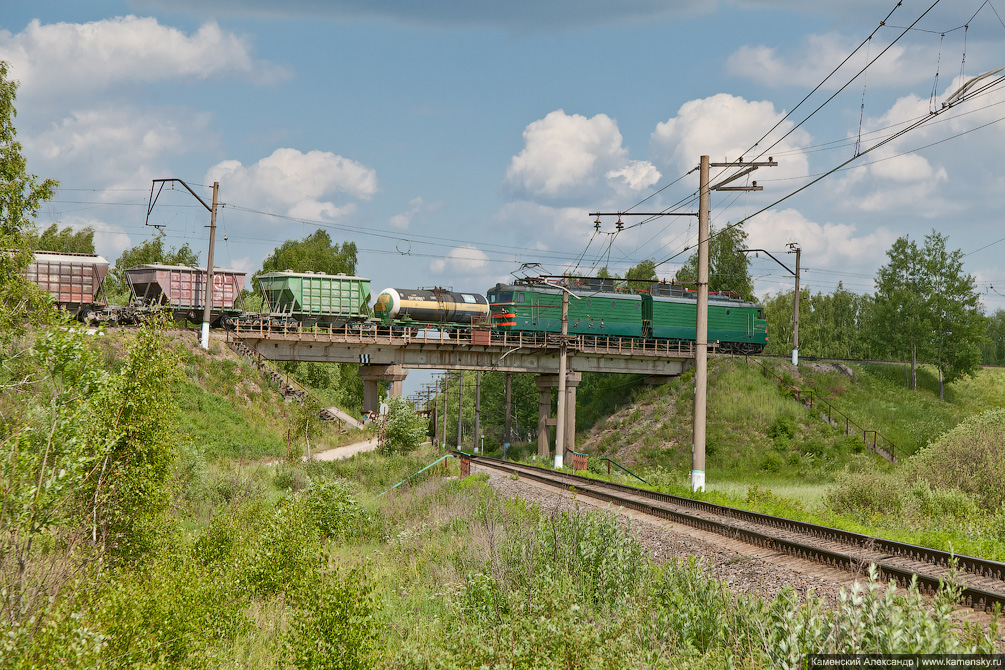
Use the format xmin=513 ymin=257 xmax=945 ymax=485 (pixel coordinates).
xmin=486 ymin=279 xmax=767 ymax=352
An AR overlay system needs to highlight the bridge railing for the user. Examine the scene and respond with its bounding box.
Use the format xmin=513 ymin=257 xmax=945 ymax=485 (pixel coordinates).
xmin=749 ymin=358 xmax=898 ymax=463
xmin=231 ymin=320 xmax=701 ymax=358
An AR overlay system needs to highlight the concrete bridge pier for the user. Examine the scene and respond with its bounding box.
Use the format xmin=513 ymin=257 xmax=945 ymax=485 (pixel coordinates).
xmin=535 ymin=372 xmax=582 ymax=461
xmin=359 ymin=364 xmax=408 ymax=414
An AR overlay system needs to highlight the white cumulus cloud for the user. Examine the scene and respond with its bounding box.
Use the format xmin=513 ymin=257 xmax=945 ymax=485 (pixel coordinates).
xmin=22 ymin=106 xmax=217 ymax=195
xmin=430 ymin=246 xmax=490 ymax=274
xmin=650 ymin=94 xmax=810 ymax=182
xmin=746 ymin=208 xmax=896 ymax=275
xmin=0 ymin=16 xmax=288 ymax=101
xmin=725 ymin=33 xmax=925 ymax=89
xmin=389 ymin=196 xmax=443 ymax=230
xmin=505 ymin=109 xmax=659 ymax=202
xmin=206 ymin=148 xmax=378 ymax=220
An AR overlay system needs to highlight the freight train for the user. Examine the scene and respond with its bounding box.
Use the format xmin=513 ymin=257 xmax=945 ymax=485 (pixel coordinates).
xmin=26 ymin=251 xmax=245 ymax=325
xmin=27 ymin=250 xmax=767 ymax=352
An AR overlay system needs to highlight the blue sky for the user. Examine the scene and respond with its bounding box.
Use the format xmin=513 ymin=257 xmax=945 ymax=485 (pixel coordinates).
xmin=5 ymin=0 xmax=1005 ymax=315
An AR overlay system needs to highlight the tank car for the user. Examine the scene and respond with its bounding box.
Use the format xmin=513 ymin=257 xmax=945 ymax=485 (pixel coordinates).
xmin=374 ymin=287 xmax=489 ymax=326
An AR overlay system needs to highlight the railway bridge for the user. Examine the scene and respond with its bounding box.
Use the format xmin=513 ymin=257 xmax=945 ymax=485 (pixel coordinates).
xmin=229 ymin=324 xmax=697 ymax=457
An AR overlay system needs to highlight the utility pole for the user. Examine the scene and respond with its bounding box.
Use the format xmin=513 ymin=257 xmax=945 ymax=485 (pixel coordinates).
xmin=456 ymin=371 xmax=464 ymax=450
xmin=504 ymin=372 xmax=512 ymax=445
xmin=691 ymin=156 xmax=711 ymax=493
xmin=431 ymin=378 xmax=439 ymax=447
xmin=201 ymin=182 xmax=219 ymax=350
xmin=144 ymin=178 xmax=220 ymax=350
xmin=555 ymin=289 xmax=569 ymax=469
xmin=474 ymin=371 xmax=481 ymax=454
xmin=593 ymin=156 xmax=776 ymax=492
xmin=444 ymin=375 xmax=452 ymax=448
xmin=790 ymin=243 xmax=801 ymax=366
xmin=694 ymin=156 xmax=778 ymax=492
xmin=740 ymin=247 xmax=797 ymax=363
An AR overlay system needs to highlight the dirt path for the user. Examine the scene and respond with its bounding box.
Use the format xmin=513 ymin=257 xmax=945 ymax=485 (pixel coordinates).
xmin=309 ymin=437 xmax=379 ymax=461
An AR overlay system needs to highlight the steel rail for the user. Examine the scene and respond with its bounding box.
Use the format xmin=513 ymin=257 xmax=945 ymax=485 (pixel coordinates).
xmin=468 ymin=455 xmax=1005 ymax=612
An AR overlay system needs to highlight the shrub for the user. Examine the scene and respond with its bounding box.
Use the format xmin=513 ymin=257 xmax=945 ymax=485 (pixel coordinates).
xmin=379 ymin=397 xmax=426 ymax=455
xmin=908 ymin=407 xmax=1005 ymax=512
xmin=0 ymin=600 xmax=107 ymax=670
xmin=283 ymin=568 xmax=383 ymax=670
xmin=93 ymin=553 xmax=249 ymax=669
xmin=760 ymin=452 xmax=784 ymax=473
xmin=298 ymin=477 xmax=380 ymax=542
xmin=645 ymin=556 xmax=748 ymax=654
xmin=765 ymin=564 xmax=1000 ymax=666
xmin=768 ymin=416 xmax=798 ymax=442
xmin=825 ymin=471 xmax=903 ymax=519
xmin=243 ymin=498 xmax=322 ymax=597
xmin=910 ymin=480 xmax=979 ymax=522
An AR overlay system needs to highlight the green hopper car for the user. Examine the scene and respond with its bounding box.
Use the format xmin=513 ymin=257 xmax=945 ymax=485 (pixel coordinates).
xmin=255 ymin=271 xmax=372 ymax=327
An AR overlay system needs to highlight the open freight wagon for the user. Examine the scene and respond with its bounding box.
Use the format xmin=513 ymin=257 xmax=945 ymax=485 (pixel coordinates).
xmin=125 ymin=264 xmax=246 ymax=325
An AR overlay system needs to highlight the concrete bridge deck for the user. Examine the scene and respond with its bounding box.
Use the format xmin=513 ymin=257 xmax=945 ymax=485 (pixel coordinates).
xmin=229 ymin=324 xmax=695 ymax=376
xmin=228 ymin=324 xmax=698 ymax=459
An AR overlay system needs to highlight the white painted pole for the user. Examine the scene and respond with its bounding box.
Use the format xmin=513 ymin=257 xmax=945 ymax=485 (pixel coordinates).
xmin=200 ymin=182 xmax=219 ymax=350
xmin=691 ymin=156 xmax=710 ymax=493
xmin=555 ymin=289 xmax=569 ymax=470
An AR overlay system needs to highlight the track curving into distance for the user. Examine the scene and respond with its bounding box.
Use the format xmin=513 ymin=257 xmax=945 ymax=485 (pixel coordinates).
xmin=466 ymin=454 xmax=1005 ymax=612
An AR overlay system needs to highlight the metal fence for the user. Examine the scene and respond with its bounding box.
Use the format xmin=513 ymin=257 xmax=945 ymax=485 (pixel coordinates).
xmin=749 ymin=358 xmax=898 ymax=463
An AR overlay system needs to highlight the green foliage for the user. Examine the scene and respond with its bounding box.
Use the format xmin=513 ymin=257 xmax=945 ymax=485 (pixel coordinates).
xmin=824 ymin=472 xmax=903 ymax=518
xmin=379 ymin=396 xmax=427 ymax=455
xmin=675 ymin=221 xmax=754 ymax=299
xmin=0 ymin=597 xmax=107 ymax=670
xmin=283 ymin=568 xmax=383 ymax=670
xmin=624 ymin=257 xmax=658 ymax=290
xmin=277 ymin=359 xmax=364 ymax=415
xmin=28 ymin=223 xmax=95 ymax=254
xmin=243 ymin=497 xmax=323 ymax=596
xmin=298 ymin=477 xmax=379 ymax=542
xmin=981 ymin=308 xmax=1005 ymax=365
xmin=765 ymin=283 xmax=876 ymax=359
xmin=85 ymin=314 xmax=182 ymax=560
xmin=0 ymin=61 xmax=58 ymax=345
xmin=0 ymin=61 xmax=59 ymax=239
xmin=644 ymin=556 xmax=757 ymax=655
xmin=765 ymin=564 xmax=999 ymax=665
xmin=908 ymin=407 xmax=1005 ymax=512
xmin=255 ymin=229 xmax=357 ymax=291
xmin=93 ymin=552 xmax=250 ymax=669
xmin=873 ymin=231 xmax=985 ymax=396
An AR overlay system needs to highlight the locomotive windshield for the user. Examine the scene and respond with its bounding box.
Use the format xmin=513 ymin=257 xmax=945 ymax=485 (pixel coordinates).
xmin=491 ymin=292 xmax=513 ymax=303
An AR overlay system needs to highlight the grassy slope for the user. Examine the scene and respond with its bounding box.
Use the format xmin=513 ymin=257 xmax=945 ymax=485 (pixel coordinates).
xmin=92 ymin=329 xmax=367 ymax=461
xmin=580 ymin=356 xmax=1005 ymax=476
xmin=569 ymin=357 xmax=1005 ymax=559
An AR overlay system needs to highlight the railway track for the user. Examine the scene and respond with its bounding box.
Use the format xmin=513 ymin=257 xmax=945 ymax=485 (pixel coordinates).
xmin=467 ymin=455 xmax=1005 ymax=612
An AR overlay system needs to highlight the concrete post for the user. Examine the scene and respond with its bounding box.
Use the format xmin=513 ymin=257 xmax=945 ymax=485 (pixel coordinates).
xmin=792 ymin=245 xmax=801 ymax=367
xmin=474 ymin=371 xmax=481 ymax=453
xmin=535 ymin=372 xmax=580 ymax=460
xmin=537 ymin=378 xmax=552 ymax=459
xmin=691 ymin=155 xmax=710 ymax=493
xmin=200 ymin=182 xmax=219 ymax=350
xmin=555 ymin=290 xmax=569 ymax=469
xmin=456 ymin=371 xmax=464 ymax=450
xmin=358 ymin=364 xmax=408 ymax=414
xmin=504 ymin=372 xmax=512 ymax=444
xmin=441 ymin=373 xmax=448 ymax=449
xmin=565 ymin=383 xmax=577 ymax=453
